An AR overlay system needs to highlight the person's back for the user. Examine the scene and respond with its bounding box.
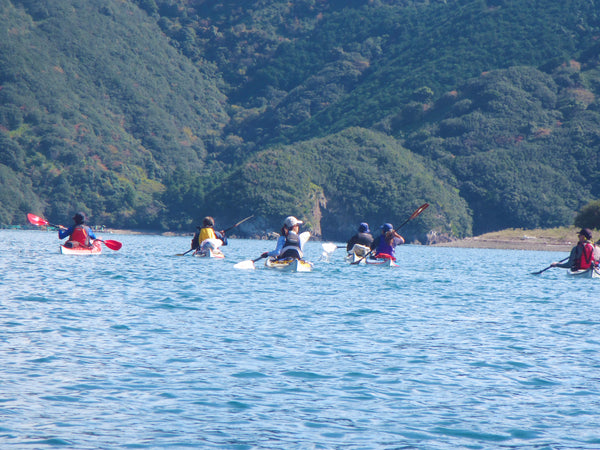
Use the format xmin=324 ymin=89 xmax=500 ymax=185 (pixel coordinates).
xmin=198 ymin=226 xmax=217 ymax=243
xmin=59 ymin=212 xmax=95 ymax=248
xmin=279 ymin=230 xmax=302 ymax=259
xmin=346 ymin=222 xmax=373 ymax=251
xmin=372 ymin=223 xmax=404 ymax=260
xmin=553 ymin=228 xmax=597 ymax=271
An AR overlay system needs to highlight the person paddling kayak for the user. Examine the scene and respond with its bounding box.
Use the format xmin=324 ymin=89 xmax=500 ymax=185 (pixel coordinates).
xmin=58 ymin=212 xmax=97 ymax=248
xmin=346 ymin=222 xmax=374 ymax=251
xmin=370 ymin=223 xmax=405 ymax=260
xmin=261 ymin=216 xmax=306 ymax=260
xmin=551 ymin=228 xmax=598 ymax=271
xmin=191 ymin=216 xmax=228 ymax=255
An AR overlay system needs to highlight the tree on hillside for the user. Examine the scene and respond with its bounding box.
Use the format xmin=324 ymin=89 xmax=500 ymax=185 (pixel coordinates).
xmin=574 ymin=200 xmax=600 ymax=230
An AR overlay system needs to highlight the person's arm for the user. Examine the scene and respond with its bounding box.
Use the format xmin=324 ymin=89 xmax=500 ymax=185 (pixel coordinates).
xmin=392 ymin=232 xmax=405 ymax=246
xmin=554 ymin=247 xmax=578 ymax=268
xmin=88 ymin=227 xmax=97 ymax=240
xmin=216 ymin=230 xmax=227 ymax=246
xmin=191 ymin=232 xmax=200 ymax=249
xmin=265 ymin=235 xmax=285 ymax=257
xmin=346 ymin=235 xmax=357 ymax=251
xmin=58 ymin=225 xmax=73 ymax=240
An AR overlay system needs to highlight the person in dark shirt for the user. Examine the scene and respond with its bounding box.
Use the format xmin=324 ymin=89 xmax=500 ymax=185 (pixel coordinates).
xmin=346 ymin=222 xmax=374 ymax=252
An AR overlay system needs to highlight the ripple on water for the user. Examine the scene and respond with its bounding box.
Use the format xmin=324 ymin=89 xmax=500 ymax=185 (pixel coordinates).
xmin=2 ymin=233 xmax=600 ymax=449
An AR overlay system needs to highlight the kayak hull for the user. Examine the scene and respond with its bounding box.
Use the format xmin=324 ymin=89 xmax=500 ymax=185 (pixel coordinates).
xmin=193 ymin=248 xmax=225 ymax=258
xmin=265 ymin=257 xmax=313 ymax=272
xmin=60 ymin=240 xmax=102 ymax=255
xmin=366 ymin=257 xmax=398 ymax=267
xmin=567 ymin=267 xmax=600 ymax=278
xmin=345 ymin=244 xmax=371 ymax=265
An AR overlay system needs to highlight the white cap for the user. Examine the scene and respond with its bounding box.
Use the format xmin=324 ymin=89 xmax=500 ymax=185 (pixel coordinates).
xmin=284 ymin=216 xmax=303 ymax=228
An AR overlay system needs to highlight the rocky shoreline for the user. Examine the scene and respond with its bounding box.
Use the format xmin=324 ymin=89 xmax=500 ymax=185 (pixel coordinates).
xmin=431 ymin=236 xmax=573 ymax=252
xmin=430 ymin=227 xmax=588 ymax=252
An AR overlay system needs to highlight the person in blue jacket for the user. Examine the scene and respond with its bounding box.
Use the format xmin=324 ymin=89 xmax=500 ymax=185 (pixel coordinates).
xmin=58 ymin=212 xmax=97 ymax=248
xmin=261 ymin=216 xmax=306 ymax=260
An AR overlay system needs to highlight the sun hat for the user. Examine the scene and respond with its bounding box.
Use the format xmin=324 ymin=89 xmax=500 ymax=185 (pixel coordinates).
xmin=577 ymin=228 xmax=592 ymax=240
xmin=284 ymin=216 xmax=303 ymax=228
xmin=358 ymin=222 xmax=370 ymax=233
xmin=381 ymin=223 xmax=393 ymax=232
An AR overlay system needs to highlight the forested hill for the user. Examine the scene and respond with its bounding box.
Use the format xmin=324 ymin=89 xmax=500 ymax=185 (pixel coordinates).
xmin=1 ymin=0 xmax=600 ymax=241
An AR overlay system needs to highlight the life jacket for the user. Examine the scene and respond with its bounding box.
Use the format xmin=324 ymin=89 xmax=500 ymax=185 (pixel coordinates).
xmin=279 ymin=231 xmax=303 ymax=259
xmin=578 ymin=242 xmax=595 ymax=270
xmin=199 ymin=227 xmax=217 ymax=242
xmin=68 ymin=225 xmax=91 ymax=247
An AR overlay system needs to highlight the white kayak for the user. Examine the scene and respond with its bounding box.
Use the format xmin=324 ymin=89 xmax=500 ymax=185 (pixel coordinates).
xmin=265 ymin=257 xmax=313 ymax=272
xmin=234 ymin=231 xmax=311 ymax=270
xmin=193 ymin=248 xmax=225 ymax=258
xmin=345 ymin=244 xmax=371 ymax=265
xmin=193 ymin=238 xmax=225 ymax=258
xmin=567 ymin=267 xmax=600 ymax=278
xmin=366 ymin=256 xmax=399 ymax=267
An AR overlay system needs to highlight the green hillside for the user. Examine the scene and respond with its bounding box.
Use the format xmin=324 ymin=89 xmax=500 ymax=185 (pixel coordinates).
xmin=1 ymin=0 xmax=600 ymax=240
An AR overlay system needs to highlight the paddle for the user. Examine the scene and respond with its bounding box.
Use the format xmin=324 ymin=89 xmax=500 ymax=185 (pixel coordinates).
xmin=234 ymin=231 xmax=310 ymax=270
xmin=222 ymin=214 xmax=254 ymax=234
xmin=530 ymin=256 xmax=569 ymax=275
xmin=351 ymin=203 xmax=429 ymax=265
xmin=27 ymin=213 xmax=122 ymax=251
xmin=321 ymin=242 xmax=341 ymax=254
xmin=100 ymin=239 xmax=122 ymax=251
xmin=176 ymin=215 xmax=255 ymax=256
xmin=27 ymin=213 xmax=62 ymax=229
xmin=233 ymin=255 xmax=267 ymax=270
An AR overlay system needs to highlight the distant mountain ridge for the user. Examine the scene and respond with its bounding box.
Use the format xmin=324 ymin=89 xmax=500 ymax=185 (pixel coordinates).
xmin=1 ymin=0 xmax=599 ymax=240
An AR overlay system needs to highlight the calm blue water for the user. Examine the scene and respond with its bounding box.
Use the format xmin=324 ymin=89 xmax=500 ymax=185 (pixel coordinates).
xmin=1 ymin=229 xmax=599 ymax=449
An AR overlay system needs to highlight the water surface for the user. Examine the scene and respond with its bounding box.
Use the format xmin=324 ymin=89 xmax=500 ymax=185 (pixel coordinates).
xmin=1 ymin=230 xmax=599 ymax=449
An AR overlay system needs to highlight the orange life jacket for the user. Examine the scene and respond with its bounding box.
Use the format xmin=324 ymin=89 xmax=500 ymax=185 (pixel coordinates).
xmin=68 ymin=225 xmax=91 ymax=247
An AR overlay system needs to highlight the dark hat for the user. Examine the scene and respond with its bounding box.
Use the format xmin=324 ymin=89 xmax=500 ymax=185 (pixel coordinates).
xmin=202 ymin=216 xmax=215 ymax=227
xmin=577 ymin=228 xmax=592 ymax=240
xmin=381 ymin=223 xmax=393 ymax=232
xmin=358 ymin=222 xmax=370 ymax=233
xmin=73 ymin=212 xmax=86 ymax=225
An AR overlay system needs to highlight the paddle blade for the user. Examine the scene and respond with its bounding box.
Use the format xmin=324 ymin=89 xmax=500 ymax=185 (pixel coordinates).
xmin=322 ymin=243 xmax=338 ymax=254
xmin=409 ymin=203 xmax=429 ymax=220
xmin=102 ymin=239 xmax=122 ymax=251
xmin=299 ymin=231 xmax=311 ymax=246
xmin=27 ymin=213 xmax=49 ymax=227
xmin=233 ymin=260 xmax=255 ymax=270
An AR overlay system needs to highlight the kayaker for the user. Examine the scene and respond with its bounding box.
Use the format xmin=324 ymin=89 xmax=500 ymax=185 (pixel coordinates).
xmin=261 ymin=216 xmax=305 ymax=260
xmin=191 ymin=216 xmax=227 ymax=252
xmin=346 ymin=222 xmax=374 ymax=251
xmin=58 ymin=212 xmax=97 ymax=248
xmin=551 ymin=228 xmax=597 ymax=271
xmin=370 ymin=223 xmax=405 ymax=260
